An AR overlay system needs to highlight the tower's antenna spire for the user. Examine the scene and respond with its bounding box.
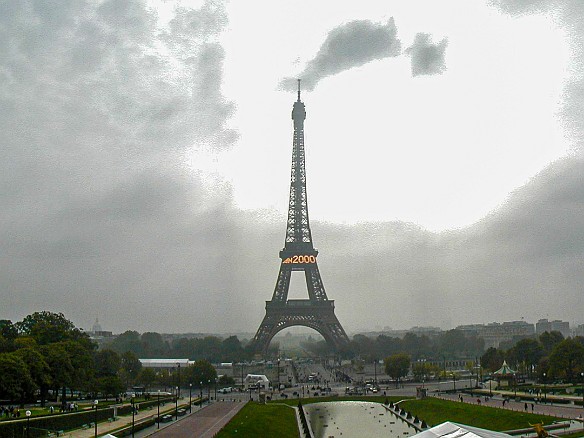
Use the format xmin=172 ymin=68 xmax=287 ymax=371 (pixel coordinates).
xmin=297 ymin=79 xmax=301 ymax=101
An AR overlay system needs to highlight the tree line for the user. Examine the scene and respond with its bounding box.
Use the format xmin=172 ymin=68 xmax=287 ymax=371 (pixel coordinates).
xmin=0 ymin=312 xmax=218 ymax=406
xmin=480 ymin=331 xmax=584 ymax=383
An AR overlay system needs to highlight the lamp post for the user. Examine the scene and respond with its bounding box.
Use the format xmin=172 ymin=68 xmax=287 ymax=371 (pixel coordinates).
xmin=175 ymin=387 xmax=178 ymax=420
xmin=489 ymin=378 xmax=492 ymax=396
xmin=25 ymin=410 xmax=31 ymax=438
xmin=200 ymin=381 xmax=203 ymax=407
xmin=157 ymin=390 xmax=160 ymax=429
xmin=131 ymin=394 xmax=136 ymax=438
xmin=176 ymin=363 xmax=181 ymax=398
xmin=189 ymin=383 xmax=193 ymax=413
xmin=374 ymin=359 xmax=377 ymax=386
xmin=207 ymin=380 xmax=211 ymax=404
xmin=93 ymin=400 xmax=98 ymax=438
xmin=580 ymin=373 xmax=584 ymax=410
xmin=214 ymin=378 xmax=217 ymax=401
xmin=543 ymin=372 xmax=547 ymax=403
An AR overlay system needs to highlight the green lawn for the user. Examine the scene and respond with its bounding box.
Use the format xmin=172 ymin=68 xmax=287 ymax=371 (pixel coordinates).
xmin=400 ymin=398 xmax=562 ymax=431
xmin=215 ymin=396 xmax=566 ymax=437
xmin=215 ymin=402 xmax=298 ymax=438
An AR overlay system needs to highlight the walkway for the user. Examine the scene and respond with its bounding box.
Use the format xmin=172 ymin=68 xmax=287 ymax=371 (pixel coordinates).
xmin=65 ymin=399 xmax=244 ymax=438
xmin=146 ymin=401 xmax=244 ymax=438
xmin=435 ymin=392 xmax=584 ymax=420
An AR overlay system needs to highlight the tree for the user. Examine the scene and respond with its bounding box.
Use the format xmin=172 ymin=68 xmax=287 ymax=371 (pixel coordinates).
xmin=137 ymin=368 xmax=157 ymax=391
xmin=539 ymin=331 xmax=564 ymax=355
xmin=384 ymin=353 xmax=410 ymax=387
xmin=141 ymin=332 xmax=168 ymax=357
xmin=13 ymin=347 xmax=50 ymax=403
xmin=16 ymin=311 xmax=87 ymax=345
xmin=95 ymin=349 xmax=121 ymax=378
xmin=183 ymin=360 xmax=217 ymax=387
xmin=107 ymin=330 xmax=143 ymax=356
xmin=120 ymin=351 xmax=142 ymax=382
xmin=0 ymin=320 xmax=18 ymax=353
xmin=97 ymin=376 xmax=125 ymax=400
xmin=548 ymin=338 xmax=584 ymax=382
xmin=481 ymin=347 xmax=504 ymax=373
xmin=41 ymin=343 xmax=74 ymax=404
xmin=0 ymin=353 xmax=33 ymax=402
xmin=221 ymin=336 xmax=244 ymax=361
xmin=507 ymin=338 xmax=543 ymax=378
xmin=412 ymin=361 xmax=438 ymax=381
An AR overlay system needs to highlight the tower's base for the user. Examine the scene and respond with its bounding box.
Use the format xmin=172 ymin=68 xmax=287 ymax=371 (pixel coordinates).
xmin=250 ymin=299 xmax=349 ymax=355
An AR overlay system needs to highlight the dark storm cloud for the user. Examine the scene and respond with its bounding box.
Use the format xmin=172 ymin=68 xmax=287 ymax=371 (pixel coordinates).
xmin=0 ymin=0 xmax=241 ymax=332
xmin=405 ymin=33 xmax=448 ymax=77
xmin=280 ymin=18 xmax=401 ymax=91
xmin=3 ymin=0 xmax=584 ymax=335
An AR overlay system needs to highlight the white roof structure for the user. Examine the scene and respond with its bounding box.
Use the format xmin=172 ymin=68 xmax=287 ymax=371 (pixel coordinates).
xmin=244 ymin=374 xmax=270 ymax=382
xmin=139 ymin=358 xmax=192 ymax=368
xmin=412 ymin=422 xmax=513 ymax=438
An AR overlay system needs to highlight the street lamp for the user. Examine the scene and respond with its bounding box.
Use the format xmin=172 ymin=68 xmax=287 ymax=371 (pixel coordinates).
xmin=157 ymin=390 xmax=160 ymax=429
xmin=207 ymin=380 xmax=211 ymax=404
xmin=26 ymin=410 xmax=31 ymax=438
xmin=93 ymin=400 xmax=98 ymax=438
xmin=131 ymin=394 xmax=136 ymax=438
xmin=200 ymin=381 xmax=203 ymax=407
xmin=489 ymin=378 xmax=492 ymax=396
xmin=176 ymin=363 xmax=181 ymax=398
xmin=175 ymin=387 xmax=178 ymax=420
xmin=580 ymin=373 xmax=584 ymax=412
xmin=214 ymin=378 xmax=217 ymax=401
xmin=189 ymin=383 xmax=193 ymax=413
xmin=543 ymin=372 xmax=547 ymax=403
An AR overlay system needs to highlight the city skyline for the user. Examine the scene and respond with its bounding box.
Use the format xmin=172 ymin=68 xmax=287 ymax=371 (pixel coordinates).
xmin=2 ymin=0 xmax=584 ymax=334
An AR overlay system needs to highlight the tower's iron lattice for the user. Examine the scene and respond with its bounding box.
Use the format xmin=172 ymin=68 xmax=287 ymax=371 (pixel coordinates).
xmin=250 ymin=82 xmax=350 ymax=355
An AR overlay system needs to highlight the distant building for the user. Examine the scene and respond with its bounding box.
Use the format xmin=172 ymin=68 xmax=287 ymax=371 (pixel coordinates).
xmin=139 ymin=358 xmax=192 ymax=370
xmin=573 ymin=324 xmax=584 ymax=337
xmin=457 ymin=321 xmax=534 ymax=349
xmin=536 ymin=319 xmax=570 ymax=338
xmin=88 ymin=318 xmax=113 ymax=340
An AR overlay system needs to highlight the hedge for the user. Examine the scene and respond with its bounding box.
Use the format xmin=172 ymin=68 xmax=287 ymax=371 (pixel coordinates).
xmin=0 ymin=397 xmax=174 ymax=437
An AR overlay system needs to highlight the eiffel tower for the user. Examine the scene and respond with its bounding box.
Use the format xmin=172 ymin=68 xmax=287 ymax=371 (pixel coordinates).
xmin=250 ymin=81 xmax=350 ymax=355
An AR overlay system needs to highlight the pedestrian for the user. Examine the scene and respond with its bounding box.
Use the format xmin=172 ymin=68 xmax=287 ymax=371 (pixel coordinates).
xmin=477 ymin=398 xmax=481 ymax=405
xmin=531 ymin=403 xmax=534 ymax=412
xmin=524 ymin=403 xmax=528 ymax=411
xmin=502 ymin=399 xmax=506 ymax=407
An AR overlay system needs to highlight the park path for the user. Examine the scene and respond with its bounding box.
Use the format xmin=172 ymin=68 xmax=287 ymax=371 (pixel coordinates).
xmin=145 ymin=401 xmax=244 ymax=438
xmin=435 ymin=392 xmax=584 ymax=420
xmin=65 ymin=400 xmax=244 ymax=438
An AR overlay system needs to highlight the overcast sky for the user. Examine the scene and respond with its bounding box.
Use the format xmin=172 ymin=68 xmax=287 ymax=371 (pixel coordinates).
xmin=2 ymin=0 xmax=584 ymax=336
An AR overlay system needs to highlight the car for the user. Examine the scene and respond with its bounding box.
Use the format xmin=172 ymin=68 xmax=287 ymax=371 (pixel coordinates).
xmin=218 ymin=387 xmax=232 ymax=394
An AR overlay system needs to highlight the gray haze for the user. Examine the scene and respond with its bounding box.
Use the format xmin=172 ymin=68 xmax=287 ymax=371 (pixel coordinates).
xmin=2 ymin=0 xmax=584 ymax=335
xmin=280 ymin=18 xmax=401 ymax=92
xmin=405 ymin=33 xmax=448 ymax=77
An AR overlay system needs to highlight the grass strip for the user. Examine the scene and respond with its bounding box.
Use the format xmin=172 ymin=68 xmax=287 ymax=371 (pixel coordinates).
xmin=401 ymin=397 xmax=562 ymax=431
xmin=215 ymin=402 xmax=297 ymax=438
